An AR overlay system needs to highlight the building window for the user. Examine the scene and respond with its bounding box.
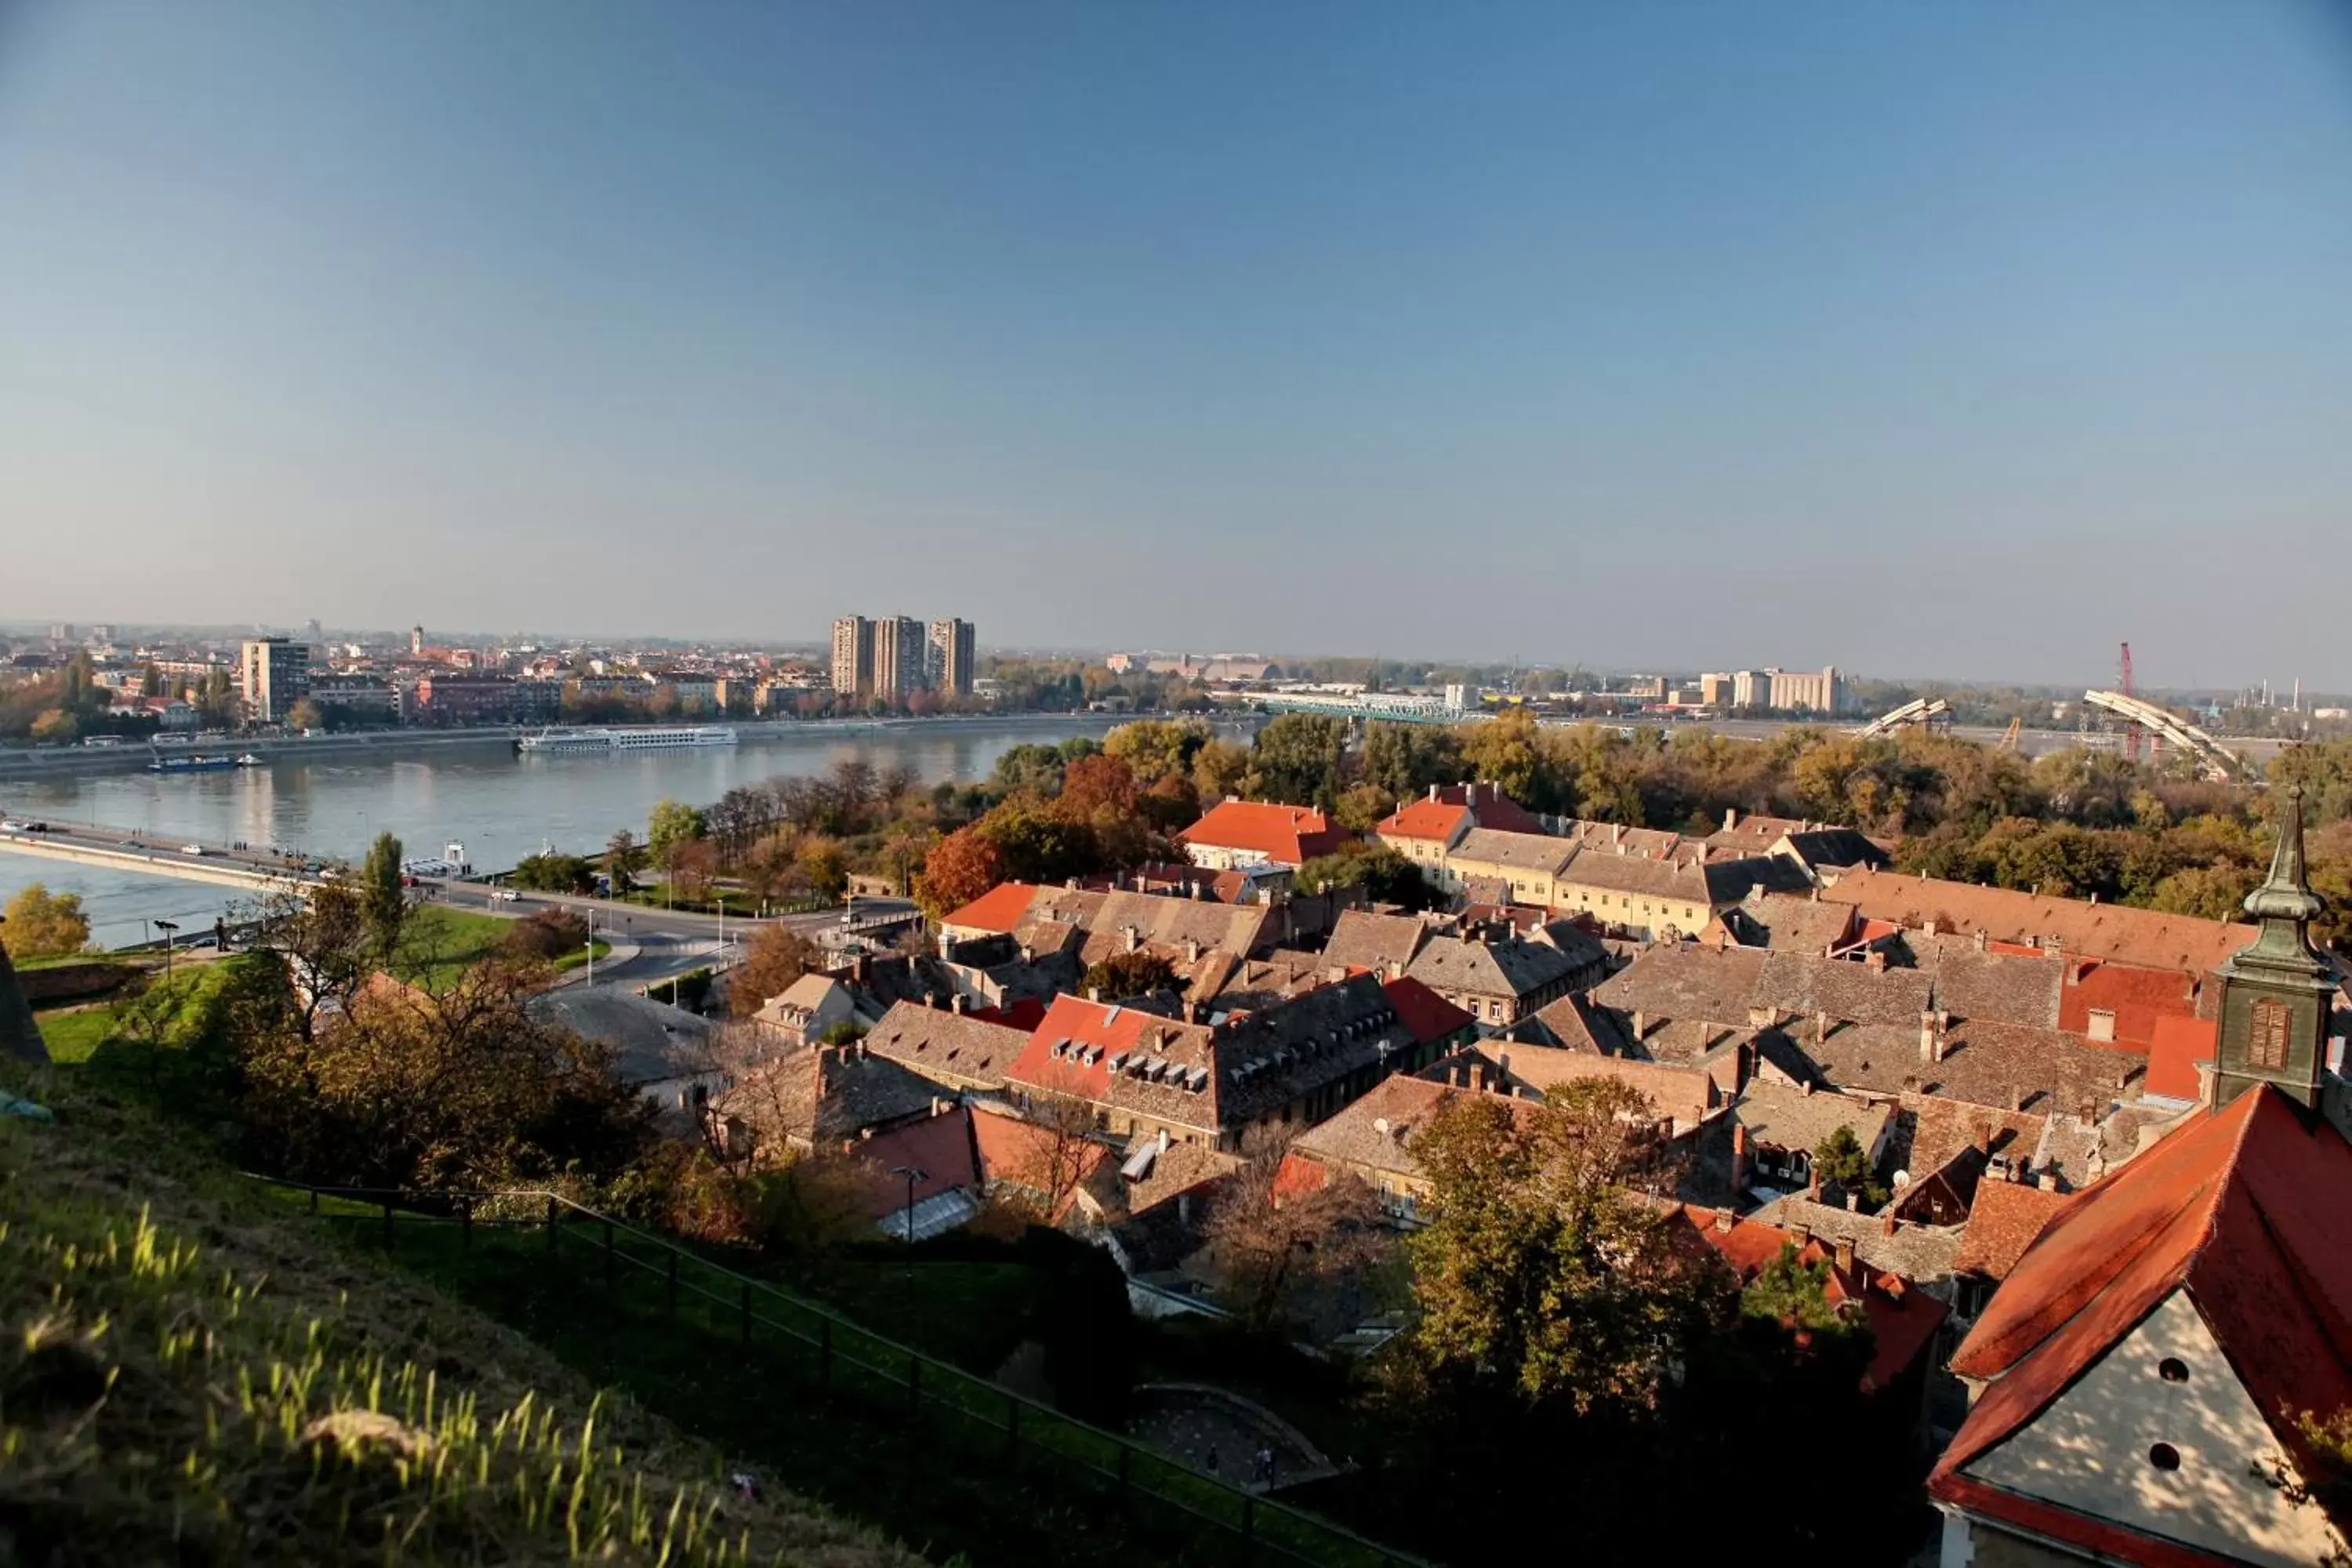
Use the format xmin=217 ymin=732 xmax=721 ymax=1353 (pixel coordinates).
xmin=2251 ymin=998 xmax=2290 ymax=1070
xmin=2158 ymin=1357 xmax=2189 ymax=1384
xmin=2087 ymin=1008 xmax=2117 ymax=1043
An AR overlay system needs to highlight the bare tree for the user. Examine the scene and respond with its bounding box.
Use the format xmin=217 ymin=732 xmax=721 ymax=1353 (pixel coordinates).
xmin=1201 ymin=1125 xmax=1399 ymax=1338
xmin=1000 ymin=1065 xmax=1110 ymax=1219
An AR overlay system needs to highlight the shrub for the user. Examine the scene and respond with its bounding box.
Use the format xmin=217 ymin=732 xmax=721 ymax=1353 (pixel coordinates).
xmin=501 ymin=908 xmax=590 ymax=963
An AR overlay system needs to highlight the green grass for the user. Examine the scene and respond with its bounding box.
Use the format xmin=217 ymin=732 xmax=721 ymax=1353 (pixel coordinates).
xmin=0 ymin=1069 xmax=924 ymax=1568
xmin=396 ymin=906 xmax=514 ymax=989
xmin=28 ymin=960 xmax=244 ymax=1065
xmin=553 ymin=938 xmax=613 ymax=973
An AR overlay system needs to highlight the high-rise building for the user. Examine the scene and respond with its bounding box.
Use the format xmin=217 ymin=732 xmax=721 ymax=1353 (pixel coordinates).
xmin=927 ymin=619 xmax=976 ymax=696
xmin=830 ymin=616 xmax=875 ymax=698
xmin=240 ymin=636 xmax=311 ymax=724
xmin=872 ymin=616 xmax=927 ymax=700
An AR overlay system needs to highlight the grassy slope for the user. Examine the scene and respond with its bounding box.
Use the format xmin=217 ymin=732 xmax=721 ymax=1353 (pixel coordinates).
xmin=0 ymin=1064 xmax=925 ymax=1568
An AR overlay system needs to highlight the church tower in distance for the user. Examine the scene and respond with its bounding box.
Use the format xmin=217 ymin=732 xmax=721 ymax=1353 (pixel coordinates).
xmin=2212 ymin=782 xmax=2338 ymax=1109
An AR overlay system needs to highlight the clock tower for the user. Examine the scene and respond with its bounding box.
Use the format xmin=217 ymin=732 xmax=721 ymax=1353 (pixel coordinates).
xmin=2211 ymin=784 xmax=2337 ymax=1109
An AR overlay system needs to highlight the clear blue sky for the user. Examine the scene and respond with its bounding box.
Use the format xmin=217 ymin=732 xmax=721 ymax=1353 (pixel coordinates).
xmin=3 ymin=1 xmax=2347 ymax=688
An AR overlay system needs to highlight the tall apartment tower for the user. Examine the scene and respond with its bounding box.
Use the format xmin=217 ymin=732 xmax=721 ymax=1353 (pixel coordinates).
xmin=927 ymin=619 xmax=976 ymax=696
xmin=872 ymin=616 xmax=927 ymax=700
xmin=240 ymin=636 xmax=311 ymax=724
xmin=830 ymin=616 xmax=875 ymax=698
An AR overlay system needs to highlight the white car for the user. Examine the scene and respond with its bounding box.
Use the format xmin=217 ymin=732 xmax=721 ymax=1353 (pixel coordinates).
xmin=492 ymin=888 xmax=521 ymax=903
xmin=0 ymin=821 xmax=22 ymax=833
xmin=180 ymin=844 xmax=208 ymax=856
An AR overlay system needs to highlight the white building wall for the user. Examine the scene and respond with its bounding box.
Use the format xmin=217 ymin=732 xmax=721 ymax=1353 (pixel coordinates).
xmin=1964 ymin=1287 xmax=2343 ymax=1566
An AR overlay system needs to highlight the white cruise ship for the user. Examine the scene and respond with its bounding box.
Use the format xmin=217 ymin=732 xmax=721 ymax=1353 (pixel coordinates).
xmin=517 ymin=725 xmax=740 ymax=753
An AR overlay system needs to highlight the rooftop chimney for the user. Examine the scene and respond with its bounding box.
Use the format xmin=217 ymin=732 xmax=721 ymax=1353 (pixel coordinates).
xmin=1724 ymin=808 xmax=1738 ymax=831
xmin=1731 ymin=1123 xmax=1753 ymax=1191
xmin=1973 ymin=929 xmax=1989 ymax=953
xmin=1834 ymin=1236 xmax=1855 ymax=1272
xmin=1919 ymin=1011 xmax=1944 ymax=1064
xmin=1790 ymin=1222 xmax=1811 ymax=1248
xmin=1864 ymin=949 xmax=1887 ymax=974
xmin=952 ymin=993 xmax=970 ymax=1014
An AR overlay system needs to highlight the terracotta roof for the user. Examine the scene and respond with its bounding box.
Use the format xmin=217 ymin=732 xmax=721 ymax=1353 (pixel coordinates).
xmin=1704 ymin=813 xmax=1810 ymax=853
xmin=1287 ymin=1073 xmax=1473 ymax=1184
xmin=1441 ymin=1042 xmax=1719 ymax=1132
xmin=2056 ymin=958 xmax=2201 ymax=1047
xmin=1936 ymin=1088 xmax=2352 ymax=1515
xmin=1895 ymin=1093 xmax=2047 ymax=1184
xmin=1820 ymin=869 xmax=2256 ymax=979
xmin=1950 ymin=1178 xmax=2070 ymax=1282
xmin=848 ymin=1108 xmax=982 ymax=1217
xmin=2146 ymin=1014 xmax=2216 ymax=1102
xmin=1178 ymin=800 xmax=1347 ymax=864
xmin=1381 ymin=975 xmax=1477 ymax=1045
xmin=1374 ymin=798 xmax=1470 ymax=844
xmin=939 ymin=881 xmax=1046 ymax=935
xmin=969 ymin=1100 xmax=1111 ymax=1204
xmin=1321 ymin=909 xmax=1432 ymax=975
xmin=1664 ymin=1204 xmax=1950 ymax=1392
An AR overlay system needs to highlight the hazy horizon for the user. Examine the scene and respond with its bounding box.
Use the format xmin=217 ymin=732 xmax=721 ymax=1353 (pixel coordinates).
xmin=5 ymin=2 xmax=2348 ymax=690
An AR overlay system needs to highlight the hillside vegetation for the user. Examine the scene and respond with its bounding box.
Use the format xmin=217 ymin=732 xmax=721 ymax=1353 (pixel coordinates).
xmin=0 ymin=1067 xmax=924 ymax=1568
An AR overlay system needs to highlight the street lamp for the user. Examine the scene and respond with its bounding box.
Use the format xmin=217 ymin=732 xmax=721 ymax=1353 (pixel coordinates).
xmin=154 ymin=919 xmax=179 ymax=982
xmin=584 ymin=912 xmax=596 ymax=985
xmin=716 ymin=892 xmax=726 ymax=946
xmin=887 ymin=1165 xmax=928 ymax=1246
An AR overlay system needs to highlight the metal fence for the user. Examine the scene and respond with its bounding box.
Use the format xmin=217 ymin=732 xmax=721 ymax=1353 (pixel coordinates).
xmin=255 ymin=1176 xmax=1425 ymax=1568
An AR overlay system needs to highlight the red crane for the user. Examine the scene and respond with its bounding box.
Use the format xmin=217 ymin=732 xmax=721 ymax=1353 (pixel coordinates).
xmin=2119 ymin=641 xmax=2142 ymax=761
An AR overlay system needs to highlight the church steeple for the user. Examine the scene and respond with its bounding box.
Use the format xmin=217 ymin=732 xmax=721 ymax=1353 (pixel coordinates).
xmin=2211 ymin=783 xmax=2336 ymax=1109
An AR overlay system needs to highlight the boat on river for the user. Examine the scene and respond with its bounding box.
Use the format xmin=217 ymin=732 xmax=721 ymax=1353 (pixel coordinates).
xmin=516 ymin=725 xmax=739 ymax=754
xmin=147 ymin=753 xmax=238 ymax=774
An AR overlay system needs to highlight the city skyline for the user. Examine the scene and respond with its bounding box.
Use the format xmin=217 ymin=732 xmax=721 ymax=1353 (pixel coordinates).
xmin=4 ymin=3 xmax=2349 ymax=685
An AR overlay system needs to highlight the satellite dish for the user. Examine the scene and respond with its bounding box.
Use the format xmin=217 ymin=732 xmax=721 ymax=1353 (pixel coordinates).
xmin=1892 ymin=1169 xmax=1911 ymax=1189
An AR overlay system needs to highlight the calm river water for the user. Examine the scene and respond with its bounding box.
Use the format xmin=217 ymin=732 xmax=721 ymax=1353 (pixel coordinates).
xmin=0 ymin=717 xmax=1159 ymax=947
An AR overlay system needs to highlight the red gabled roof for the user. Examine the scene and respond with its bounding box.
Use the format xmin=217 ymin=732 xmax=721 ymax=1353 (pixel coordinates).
xmin=1382 ymin=975 xmax=1477 ymax=1045
xmin=848 ymin=1109 xmax=982 ymax=1218
xmin=1375 ymin=798 xmax=1471 ymax=843
xmin=1178 ymin=800 xmax=1348 ymax=864
xmin=2058 ymin=958 xmax=2201 ymax=1049
xmin=1934 ymin=1087 xmax=2352 ymax=1523
xmin=939 ymin=881 xmax=1044 ymax=934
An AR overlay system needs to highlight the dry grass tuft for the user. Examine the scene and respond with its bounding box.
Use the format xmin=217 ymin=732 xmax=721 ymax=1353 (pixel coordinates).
xmin=0 ymin=1068 xmax=931 ymax=1567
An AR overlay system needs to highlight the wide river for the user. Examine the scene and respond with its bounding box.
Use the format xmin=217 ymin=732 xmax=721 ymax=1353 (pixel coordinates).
xmin=0 ymin=717 xmax=1156 ymax=948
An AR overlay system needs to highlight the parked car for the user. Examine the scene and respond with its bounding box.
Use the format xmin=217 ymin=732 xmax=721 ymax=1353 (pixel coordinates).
xmin=181 ymin=844 xmax=208 ymax=856
xmin=492 ymin=888 xmax=521 ymax=902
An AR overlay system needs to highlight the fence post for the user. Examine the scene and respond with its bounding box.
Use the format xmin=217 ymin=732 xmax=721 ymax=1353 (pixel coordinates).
xmin=739 ymin=1282 xmax=751 ymax=1345
xmin=666 ymin=1250 xmax=679 ymax=1316
xmin=1116 ymin=1443 xmax=1131 ymax=1497
xmin=818 ymin=1317 xmax=832 ymax=1386
xmin=907 ymin=1356 xmax=921 ymax=1422
xmin=309 ymin=1187 xmax=319 ymax=1215
xmin=603 ymin=1220 xmax=616 ymax=1290
xmin=1006 ymin=1395 xmax=1020 ymax=1459
xmin=1242 ymin=1496 xmax=1256 ymax=1553
xmin=381 ymin=1199 xmax=394 ymax=1252
xmin=545 ymin=1194 xmax=558 ymax=1253
xmin=461 ymin=1196 xmax=473 ymax=1251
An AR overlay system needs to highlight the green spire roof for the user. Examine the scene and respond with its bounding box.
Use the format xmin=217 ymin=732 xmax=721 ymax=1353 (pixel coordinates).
xmin=2244 ymin=782 xmax=2327 ymax=926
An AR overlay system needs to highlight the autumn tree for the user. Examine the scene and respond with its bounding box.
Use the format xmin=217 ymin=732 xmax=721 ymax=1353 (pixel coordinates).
xmin=1104 ymin=717 xmax=1209 ymax=782
xmin=646 ymin=798 xmax=706 ymax=860
xmin=919 ymin=826 xmax=1005 ymax=919
xmin=731 ymin=922 xmax=819 ymax=1018
xmin=2 ymin=883 xmax=91 ymax=959
xmin=1191 ymin=738 xmax=1250 ymax=804
xmin=797 ymin=835 xmax=848 ymax=902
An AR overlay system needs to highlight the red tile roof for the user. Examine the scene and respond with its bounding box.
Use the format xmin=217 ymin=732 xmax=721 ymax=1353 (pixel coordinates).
xmin=1950 ymin=1178 xmax=2071 ymax=1282
xmin=2145 ymin=1014 xmax=2216 ymax=1102
xmin=1933 ymin=1087 xmax=2352 ymax=1541
xmin=1820 ymin=869 xmax=2255 ymax=979
xmin=848 ymin=1109 xmax=982 ymax=1218
xmin=1375 ymin=799 xmax=1471 ymax=843
xmin=1381 ymin=975 xmax=1477 ymax=1046
xmin=1178 ymin=800 xmax=1348 ymax=864
xmin=939 ymin=880 xmax=1046 ymax=935
xmin=2057 ymin=958 xmax=2201 ymax=1048
xmin=1665 ymin=1204 xmax=1950 ymax=1392
xmin=969 ymin=1102 xmax=1109 ymax=1203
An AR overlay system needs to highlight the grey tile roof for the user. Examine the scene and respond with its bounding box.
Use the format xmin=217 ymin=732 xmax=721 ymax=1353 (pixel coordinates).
xmin=1321 ymin=909 xmax=1432 ymax=975
xmin=525 ymin=985 xmax=712 ymax=1087
xmin=1744 ymin=1195 xmax=1967 ymax=1294
xmin=1753 ymin=952 xmax=1936 ymax=1028
xmin=1731 ymin=1082 xmax=1892 ymax=1159
xmin=1405 ymin=935 xmax=1581 ymax=1001
xmin=1452 ymin=828 xmax=1577 ymax=874
xmin=1592 ymin=944 xmax=1769 ymax=1025
xmin=862 ymin=1000 xmax=1033 ymax=1090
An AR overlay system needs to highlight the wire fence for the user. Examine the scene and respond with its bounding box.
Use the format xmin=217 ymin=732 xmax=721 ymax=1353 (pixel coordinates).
xmin=255 ymin=1176 xmax=1425 ymax=1568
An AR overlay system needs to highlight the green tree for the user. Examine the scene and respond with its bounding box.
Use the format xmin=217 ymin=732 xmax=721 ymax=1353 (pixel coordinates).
xmin=1080 ymin=949 xmax=1180 ymax=1001
xmin=1740 ymin=1242 xmax=1857 ymax=1336
xmin=646 ymin=799 xmax=706 ymax=860
xmin=797 ymin=835 xmax=849 ymax=902
xmin=604 ymin=828 xmax=648 ymax=891
xmin=1191 ymin=738 xmax=1250 ymax=804
xmin=1245 ymin=713 xmax=1348 ymax=807
xmin=509 ymin=852 xmax=597 ymax=895
xmin=1810 ymin=1124 xmax=1888 ymax=1207
xmin=2 ymin=883 xmax=92 ymax=957
xmin=1391 ymin=1079 xmax=1729 ymax=1414
xmin=1103 ymin=717 xmax=1209 ymax=782
xmin=358 ymin=831 xmax=409 ymax=963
